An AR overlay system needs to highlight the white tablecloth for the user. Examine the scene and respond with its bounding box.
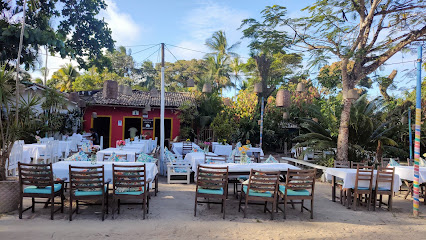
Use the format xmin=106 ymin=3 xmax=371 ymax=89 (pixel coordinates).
xmin=52 ymin=161 xmax=158 ymax=185
xmin=122 ymin=143 xmax=148 ymax=153
xmin=325 ymin=168 xmax=401 ymax=192
xmin=58 ymin=141 xmax=72 ymax=156
xmin=246 ymin=147 xmax=264 ymax=157
xmin=96 ymin=148 xmax=138 ymax=162
xmin=172 ymin=142 xmax=201 ymax=155
xmin=23 ymin=144 xmax=61 ymax=161
xmin=194 ymin=162 xmax=300 ymax=174
xmin=184 ymin=152 xmax=218 ymax=170
xmin=213 ymin=145 xmax=233 ymax=156
xmin=393 ymin=166 xmax=426 ymax=184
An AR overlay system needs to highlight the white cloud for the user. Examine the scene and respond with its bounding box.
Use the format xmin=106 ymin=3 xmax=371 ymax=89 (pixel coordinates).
xmin=101 ymin=0 xmax=143 ymax=47
xmin=172 ymin=1 xmax=250 ymax=60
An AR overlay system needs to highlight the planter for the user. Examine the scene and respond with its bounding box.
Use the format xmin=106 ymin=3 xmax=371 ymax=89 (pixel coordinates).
xmin=0 ymin=180 xmax=20 ymax=213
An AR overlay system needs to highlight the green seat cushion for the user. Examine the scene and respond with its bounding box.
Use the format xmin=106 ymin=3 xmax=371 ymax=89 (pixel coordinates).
xmin=197 ymin=187 xmax=224 ymax=195
xmin=115 ymin=190 xmax=144 ymax=195
xmin=279 ymin=185 xmax=310 ymax=196
xmin=74 ymin=186 xmax=107 ymax=196
xmin=354 ymin=187 xmax=370 ymax=190
xmin=24 ymin=184 xmax=62 ymax=194
xmin=242 ymin=185 xmax=272 ymax=197
xmin=376 ymin=187 xmax=391 ymax=191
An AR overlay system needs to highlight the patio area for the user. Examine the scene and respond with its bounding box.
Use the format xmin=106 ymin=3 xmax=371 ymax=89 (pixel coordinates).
xmin=1 ymin=178 xmax=426 ymax=240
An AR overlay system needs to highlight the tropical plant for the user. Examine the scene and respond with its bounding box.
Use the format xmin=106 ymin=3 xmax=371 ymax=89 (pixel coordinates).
xmin=48 ymin=63 xmax=80 ymax=92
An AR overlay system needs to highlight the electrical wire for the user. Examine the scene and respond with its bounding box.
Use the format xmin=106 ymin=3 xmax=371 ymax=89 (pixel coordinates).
xmin=131 ymin=44 xmax=160 ymax=56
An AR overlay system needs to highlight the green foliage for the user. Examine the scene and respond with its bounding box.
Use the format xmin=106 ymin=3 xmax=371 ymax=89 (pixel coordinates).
xmin=178 ymin=101 xmax=199 ymax=140
xmin=211 ymin=107 xmax=238 ymax=144
xmin=48 ymin=63 xmax=79 ymax=92
xmin=1 ymin=0 xmax=114 ymax=70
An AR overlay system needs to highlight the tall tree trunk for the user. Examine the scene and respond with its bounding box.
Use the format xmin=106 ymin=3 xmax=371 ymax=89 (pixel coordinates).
xmin=376 ymin=140 xmax=383 ymax=164
xmin=336 ymin=99 xmax=352 ymax=162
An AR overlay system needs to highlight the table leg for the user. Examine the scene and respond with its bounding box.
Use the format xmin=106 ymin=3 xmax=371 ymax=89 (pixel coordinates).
xmin=404 ymin=181 xmax=413 ymax=199
xmin=332 ymin=176 xmax=336 ymax=202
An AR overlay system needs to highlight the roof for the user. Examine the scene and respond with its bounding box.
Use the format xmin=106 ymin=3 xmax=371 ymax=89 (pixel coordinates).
xmin=80 ymin=90 xmax=196 ymax=108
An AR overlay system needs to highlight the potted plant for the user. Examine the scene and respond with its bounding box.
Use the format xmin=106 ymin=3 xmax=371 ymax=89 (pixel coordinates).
xmin=0 ymin=65 xmax=20 ymax=213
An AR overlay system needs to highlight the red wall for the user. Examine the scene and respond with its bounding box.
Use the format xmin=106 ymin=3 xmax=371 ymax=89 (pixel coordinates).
xmin=83 ymin=106 xmax=181 ymax=147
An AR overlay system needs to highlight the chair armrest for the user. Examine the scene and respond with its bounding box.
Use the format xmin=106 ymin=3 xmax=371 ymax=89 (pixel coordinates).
xmin=105 ymin=178 xmax=111 ymax=184
xmin=55 ymin=178 xmax=67 ymax=184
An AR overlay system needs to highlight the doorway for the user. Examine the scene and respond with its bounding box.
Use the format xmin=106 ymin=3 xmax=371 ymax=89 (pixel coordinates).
xmin=124 ymin=117 xmax=142 ymax=139
xmin=154 ymin=118 xmax=172 ymax=143
xmin=92 ymin=116 xmax=111 ymax=149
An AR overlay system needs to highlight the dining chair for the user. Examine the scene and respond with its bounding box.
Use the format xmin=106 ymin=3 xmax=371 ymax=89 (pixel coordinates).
xmin=194 ymin=165 xmax=229 ymax=219
xmin=182 ymin=141 xmax=193 ymax=156
xmin=18 ymin=163 xmax=65 ymax=220
xmin=277 ymin=169 xmax=316 ymax=219
xmin=334 ymin=160 xmax=350 ymax=205
xmin=373 ymin=167 xmax=395 ymax=211
xmin=349 ymin=165 xmax=374 ymax=211
xmin=350 ymin=161 xmax=367 ymax=169
xmin=38 ymin=141 xmax=54 ymax=164
xmin=238 ymin=169 xmax=280 ymax=220
xmin=381 ymin=158 xmax=400 ymax=167
xmin=204 ymin=155 xmax=227 ymax=164
xmin=112 ymin=164 xmax=149 ymax=219
xmin=69 ymin=165 xmax=109 ymax=221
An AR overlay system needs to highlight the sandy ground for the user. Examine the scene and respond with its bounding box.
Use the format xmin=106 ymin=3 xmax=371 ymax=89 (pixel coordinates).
xmin=1 ymin=178 xmax=426 ymax=240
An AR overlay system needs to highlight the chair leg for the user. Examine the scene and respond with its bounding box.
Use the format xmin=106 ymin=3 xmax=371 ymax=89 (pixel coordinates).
xmin=32 ymin=197 xmax=35 ymax=213
xmin=353 ymin=193 xmax=357 ymax=211
xmin=310 ymin=199 xmax=314 ymax=219
xmin=379 ymin=195 xmax=382 ymax=208
xmin=244 ymin=198 xmax=249 ymax=218
xmin=367 ymin=193 xmax=371 ymax=211
xmin=142 ymin=195 xmax=146 ymax=220
xmin=118 ymin=199 xmax=120 ymax=214
xmin=101 ymin=195 xmax=105 ymax=221
xmin=61 ymin=191 xmax=64 ymax=213
xmin=19 ymin=195 xmax=23 ymax=219
xmin=283 ymin=197 xmax=287 ymax=219
xmin=50 ymin=196 xmax=54 ymax=220
xmin=194 ymin=195 xmax=198 ymax=217
xmin=301 ymin=200 xmax=304 ymax=212
xmin=238 ymin=192 xmax=243 ymax=212
xmin=222 ymin=198 xmax=226 ymax=219
xmin=388 ymin=194 xmax=392 ymax=211
xmin=264 ymin=201 xmax=267 ymax=213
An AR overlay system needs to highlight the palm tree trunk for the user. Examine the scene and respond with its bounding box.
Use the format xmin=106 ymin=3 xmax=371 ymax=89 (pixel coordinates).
xmin=376 ymin=140 xmax=383 ymax=165
xmin=336 ymin=99 xmax=352 ymax=161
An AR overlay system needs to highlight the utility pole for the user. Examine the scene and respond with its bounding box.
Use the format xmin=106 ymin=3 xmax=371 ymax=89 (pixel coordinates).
xmin=160 ymin=43 xmax=165 ymax=175
xmin=15 ymin=0 xmax=27 ymax=123
xmin=44 ymin=47 xmax=48 ymax=85
xmin=413 ymin=45 xmax=422 ymax=217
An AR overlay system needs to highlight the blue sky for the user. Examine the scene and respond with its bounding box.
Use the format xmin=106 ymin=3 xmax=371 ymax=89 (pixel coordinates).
xmin=32 ymin=0 xmax=421 ymax=98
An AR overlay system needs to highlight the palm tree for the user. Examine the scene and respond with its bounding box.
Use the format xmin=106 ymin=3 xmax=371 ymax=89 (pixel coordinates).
xmin=50 ymin=63 xmax=80 ymax=92
xmin=205 ymin=30 xmax=240 ymax=57
xmin=230 ymin=57 xmax=242 ymax=96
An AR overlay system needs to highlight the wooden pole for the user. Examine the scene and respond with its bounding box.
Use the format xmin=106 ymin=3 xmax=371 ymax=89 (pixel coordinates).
xmin=15 ymin=0 xmax=27 ymax=123
xmin=160 ymin=43 xmax=165 ymax=175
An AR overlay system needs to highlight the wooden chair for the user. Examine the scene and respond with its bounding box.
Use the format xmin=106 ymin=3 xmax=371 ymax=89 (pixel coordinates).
xmin=69 ymin=165 xmax=109 ymax=221
xmin=204 ymin=155 xmax=227 ymax=164
xmin=350 ymin=161 xmax=367 ymax=169
xmin=333 ymin=160 xmax=350 ymax=205
xmin=112 ymin=164 xmax=149 ymax=219
xmin=238 ymin=169 xmax=280 ymax=220
xmin=182 ymin=141 xmax=193 ymax=156
xmin=373 ymin=167 xmax=395 ymax=211
xmin=18 ymin=163 xmax=65 ymax=220
xmin=349 ymin=165 xmax=374 ymax=211
xmin=194 ymin=165 xmax=229 ymax=219
xmin=277 ymin=169 xmax=316 ymax=219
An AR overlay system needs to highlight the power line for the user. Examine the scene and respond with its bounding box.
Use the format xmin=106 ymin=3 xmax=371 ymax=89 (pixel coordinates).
xmin=140 ymin=45 xmax=161 ymax=64
xmin=122 ymin=43 xmax=159 ymax=48
xmin=131 ymin=44 xmax=160 ymax=56
xmin=164 ymin=44 xmax=179 ymax=62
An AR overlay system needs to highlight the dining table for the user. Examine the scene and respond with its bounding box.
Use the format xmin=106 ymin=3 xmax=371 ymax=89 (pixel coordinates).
xmin=213 ymin=145 xmax=233 ymax=156
xmin=325 ymin=168 xmax=402 ymax=202
xmin=22 ymin=143 xmax=62 ymax=162
xmin=172 ymin=142 xmax=201 ymax=155
xmin=96 ymin=148 xmax=139 ymax=162
xmin=52 ymin=161 xmax=158 ymax=188
xmin=184 ymin=152 xmax=219 ymax=170
xmin=194 ymin=162 xmax=301 ymax=177
xmin=392 ymin=166 xmax=426 ymax=200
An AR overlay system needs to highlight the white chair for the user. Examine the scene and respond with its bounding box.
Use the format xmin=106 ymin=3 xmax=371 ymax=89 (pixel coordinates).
xmin=51 ymin=140 xmax=61 ymax=162
xmin=166 ymin=152 xmax=191 ymax=184
xmin=6 ymin=141 xmax=23 ymax=176
xmin=38 ymin=141 xmax=54 ymax=164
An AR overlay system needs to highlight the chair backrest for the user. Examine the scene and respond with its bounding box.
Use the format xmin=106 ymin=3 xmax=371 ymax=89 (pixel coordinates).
xmin=407 ymin=158 xmax=414 ymax=166
xmin=376 ymin=167 xmax=395 ymax=192
xmin=381 ymin=158 xmax=400 ymax=167
xmin=233 ymin=155 xmax=253 ymax=163
xmin=354 ymin=165 xmax=374 ymax=191
xmin=18 ymin=163 xmax=54 ymax=190
xmin=112 ymin=164 xmax=146 ymax=193
xmin=285 ymin=169 xmax=316 ymax=195
xmin=196 ymin=165 xmax=228 ymax=193
xmin=334 ymin=160 xmax=350 ymax=168
xmin=204 ymin=155 xmax=227 ymax=164
xmin=294 ymin=147 xmax=304 ymax=159
xmin=246 ymin=169 xmax=280 ymax=198
xmin=69 ymin=165 xmax=105 ymax=194
xmin=182 ymin=142 xmax=192 ymax=155
xmin=351 ymin=161 xmax=367 ymax=169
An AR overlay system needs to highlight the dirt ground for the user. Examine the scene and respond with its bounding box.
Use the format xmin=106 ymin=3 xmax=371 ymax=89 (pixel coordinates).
xmin=1 ymin=178 xmax=426 ymax=240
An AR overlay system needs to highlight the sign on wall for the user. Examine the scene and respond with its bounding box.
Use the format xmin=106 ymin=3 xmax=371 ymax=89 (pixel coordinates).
xmin=132 ymin=110 xmax=140 ymax=116
xmin=143 ymin=119 xmax=153 ymax=130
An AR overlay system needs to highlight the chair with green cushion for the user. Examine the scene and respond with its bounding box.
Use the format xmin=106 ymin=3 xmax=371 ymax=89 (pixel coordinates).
xmin=112 ymin=164 xmax=149 ymax=219
xmin=349 ymin=165 xmax=374 ymax=211
xmin=18 ymin=163 xmax=65 ymax=220
xmin=238 ymin=169 xmax=280 ymax=220
xmin=277 ymin=169 xmax=316 ymax=219
xmin=373 ymin=167 xmax=395 ymax=211
xmin=194 ymin=165 xmax=229 ymax=219
xmin=69 ymin=165 xmax=109 ymax=221
xmin=333 ymin=160 xmax=350 ymax=205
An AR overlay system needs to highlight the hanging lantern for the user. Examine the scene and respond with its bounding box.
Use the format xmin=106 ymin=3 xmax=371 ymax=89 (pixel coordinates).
xmin=186 ymin=78 xmax=195 ymax=87
xmin=283 ymin=112 xmax=289 ymax=120
xmin=92 ymin=112 xmax=97 ymax=118
xmin=296 ymin=82 xmax=305 ymax=93
xmin=276 ymin=89 xmax=291 ymax=108
xmin=312 ymin=118 xmax=318 ymax=122
xmin=150 ymin=87 xmax=159 ymax=97
xmin=202 ymin=83 xmax=212 ymax=93
xmin=258 ymin=120 xmax=262 ymax=125
xmin=223 ymin=98 xmax=231 ymax=107
xmin=347 ymin=89 xmax=359 ymax=100
xmin=254 ymin=83 xmax=263 ymax=93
